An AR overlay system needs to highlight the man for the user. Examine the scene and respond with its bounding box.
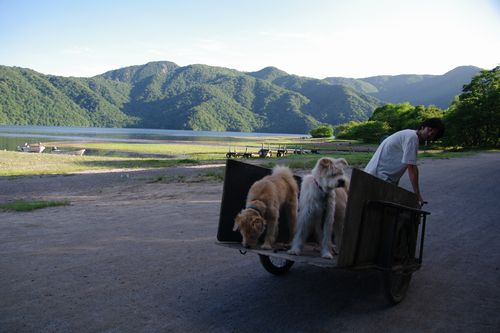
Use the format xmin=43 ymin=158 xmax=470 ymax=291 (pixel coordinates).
xmin=364 ymin=118 xmax=445 ymax=204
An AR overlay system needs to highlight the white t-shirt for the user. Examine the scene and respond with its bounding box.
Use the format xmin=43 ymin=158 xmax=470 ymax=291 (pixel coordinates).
xmin=364 ymin=129 xmax=419 ymax=184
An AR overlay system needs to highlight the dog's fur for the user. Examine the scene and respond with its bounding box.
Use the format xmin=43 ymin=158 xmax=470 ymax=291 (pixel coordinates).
xmin=233 ymin=165 xmax=298 ymax=249
xmin=288 ymin=157 xmax=349 ymax=259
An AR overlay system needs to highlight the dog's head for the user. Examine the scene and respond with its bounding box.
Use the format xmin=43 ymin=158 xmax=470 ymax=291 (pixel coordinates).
xmin=312 ymin=157 xmax=349 ymax=190
xmin=233 ymin=209 xmax=266 ymax=248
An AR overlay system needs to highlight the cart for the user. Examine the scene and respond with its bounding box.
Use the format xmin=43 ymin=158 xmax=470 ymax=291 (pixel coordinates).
xmin=216 ymin=159 xmax=430 ymax=304
xmin=276 ymin=145 xmax=288 ymax=157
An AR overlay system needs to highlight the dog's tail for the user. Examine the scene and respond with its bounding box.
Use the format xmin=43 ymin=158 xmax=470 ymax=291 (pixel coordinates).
xmin=272 ymin=165 xmax=295 ymax=182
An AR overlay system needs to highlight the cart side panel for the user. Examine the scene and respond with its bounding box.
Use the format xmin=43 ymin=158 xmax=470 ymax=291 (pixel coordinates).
xmin=217 ymin=159 xmax=271 ymax=242
xmin=338 ymin=168 xmax=419 ymax=267
xmin=217 ymin=159 xmax=301 ymax=243
xmin=362 ymin=203 xmax=419 ymax=269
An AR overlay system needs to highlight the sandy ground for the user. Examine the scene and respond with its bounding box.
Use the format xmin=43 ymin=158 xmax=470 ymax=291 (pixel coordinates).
xmin=0 ymin=163 xmax=228 ymax=332
xmin=1 ymin=154 xmax=499 ymax=332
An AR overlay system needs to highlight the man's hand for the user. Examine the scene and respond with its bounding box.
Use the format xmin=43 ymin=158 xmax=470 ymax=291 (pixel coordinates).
xmin=407 ymin=164 xmax=422 ymax=204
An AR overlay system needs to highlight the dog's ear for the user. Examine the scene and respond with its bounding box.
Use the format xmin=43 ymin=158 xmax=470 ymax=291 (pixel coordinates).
xmin=251 ymin=217 xmax=265 ymax=233
xmin=233 ymin=212 xmax=242 ymax=231
xmin=233 ymin=221 xmax=240 ymax=231
xmin=335 ymin=158 xmax=348 ymax=168
xmin=320 ymin=157 xmax=332 ymax=167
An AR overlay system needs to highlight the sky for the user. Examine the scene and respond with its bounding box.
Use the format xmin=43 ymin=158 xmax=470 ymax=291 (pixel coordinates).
xmin=0 ymin=0 xmax=499 ymax=79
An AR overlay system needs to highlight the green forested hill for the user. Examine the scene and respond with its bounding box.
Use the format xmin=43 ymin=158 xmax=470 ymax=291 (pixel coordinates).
xmin=98 ymin=62 xmax=323 ymax=133
xmin=1 ymin=61 xmax=472 ymax=133
xmin=0 ymin=66 xmax=136 ymax=127
xmin=325 ymin=66 xmax=482 ymax=108
xmin=249 ymin=70 xmax=382 ymax=124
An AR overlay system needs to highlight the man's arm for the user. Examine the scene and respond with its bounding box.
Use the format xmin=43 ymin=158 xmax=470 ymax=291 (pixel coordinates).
xmin=407 ymin=164 xmax=424 ymax=204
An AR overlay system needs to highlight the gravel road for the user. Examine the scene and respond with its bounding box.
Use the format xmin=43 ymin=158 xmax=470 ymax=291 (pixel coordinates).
xmin=1 ymin=153 xmax=499 ymax=332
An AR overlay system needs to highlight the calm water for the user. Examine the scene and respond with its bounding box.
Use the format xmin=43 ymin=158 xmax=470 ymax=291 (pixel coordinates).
xmin=0 ymin=125 xmax=305 ymax=151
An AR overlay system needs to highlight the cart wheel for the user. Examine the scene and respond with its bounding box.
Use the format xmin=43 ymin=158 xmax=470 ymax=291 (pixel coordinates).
xmin=258 ymin=255 xmax=294 ymax=275
xmin=384 ymin=270 xmax=412 ymax=304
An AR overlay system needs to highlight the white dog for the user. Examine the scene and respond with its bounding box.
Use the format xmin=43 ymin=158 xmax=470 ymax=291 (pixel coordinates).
xmin=288 ymin=157 xmax=349 ymax=259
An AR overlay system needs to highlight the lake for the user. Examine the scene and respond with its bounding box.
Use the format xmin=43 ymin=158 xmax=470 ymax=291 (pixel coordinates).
xmin=0 ymin=125 xmax=306 ymax=151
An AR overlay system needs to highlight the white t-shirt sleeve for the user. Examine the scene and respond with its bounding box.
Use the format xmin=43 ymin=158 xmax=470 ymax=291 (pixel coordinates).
xmin=401 ymin=134 xmax=418 ymax=165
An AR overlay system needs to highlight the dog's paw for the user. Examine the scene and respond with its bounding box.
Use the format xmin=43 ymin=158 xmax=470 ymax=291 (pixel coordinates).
xmin=287 ymin=248 xmax=300 ymax=255
xmin=260 ymin=243 xmax=273 ymax=250
xmin=321 ymin=251 xmax=333 ymax=259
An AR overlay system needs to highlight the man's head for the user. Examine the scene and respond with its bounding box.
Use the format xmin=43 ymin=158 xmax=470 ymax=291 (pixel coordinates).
xmin=418 ymin=118 xmax=445 ymax=142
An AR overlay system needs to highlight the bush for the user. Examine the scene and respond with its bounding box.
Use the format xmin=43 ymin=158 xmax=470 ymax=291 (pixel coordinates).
xmin=335 ymin=120 xmax=390 ymax=143
xmin=310 ymin=125 xmax=333 ymax=138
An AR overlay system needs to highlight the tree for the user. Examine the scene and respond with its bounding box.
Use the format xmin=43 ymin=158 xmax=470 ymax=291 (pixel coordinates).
xmin=444 ymin=66 xmax=500 ymax=147
xmin=335 ymin=120 xmax=390 ymax=142
xmin=369 ymin=102 xmax=444 ymax=132
xmin=370 ymin=102 xmax=413 ymax=131
xmin=336 ymin=102 xmax=445 ymax=142
xmin=310 ymin=125 xmax=333 ymax=138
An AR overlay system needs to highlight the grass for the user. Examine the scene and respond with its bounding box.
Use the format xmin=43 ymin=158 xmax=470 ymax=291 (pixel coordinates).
xmin=1 ymin=139 xmax=488 ymax=177
xmin=45 ymin=137 xmax=364 ymax=158
xmin=0 ymin=199 xmax=70 ymax=212
xmin=262 ymin=151 xmax=374 ymax=169
xmin=0 ymin=150 xmax=200 ymax=176
xmin=147 ymin=170 xmax=225 ymax=183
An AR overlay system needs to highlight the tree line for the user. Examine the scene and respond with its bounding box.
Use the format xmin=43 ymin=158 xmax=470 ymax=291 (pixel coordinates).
xmin=313 ymin=66 xmax=499 ymax=148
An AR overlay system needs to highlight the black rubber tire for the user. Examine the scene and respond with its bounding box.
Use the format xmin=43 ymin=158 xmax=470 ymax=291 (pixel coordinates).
xmin=258 ymin=255 xmax=294 ymax=275
xmin=384 ymin=270 xmax=412 ymax=304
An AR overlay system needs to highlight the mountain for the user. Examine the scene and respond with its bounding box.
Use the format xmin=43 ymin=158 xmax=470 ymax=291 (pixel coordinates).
xmin=0 ymin=62 xmax=481 ymax=133
xmin=324 ymin=66 xmax=482 ymax=108
xmin=0 ymin=66 xmax=135 ymax=127
xmin=97 ymin=62 xmax=324 ymax=133
xmin=0 ymin=62 xmax=381 ymax=133
xmin=248 ymin=68 xmax=382 ymax=124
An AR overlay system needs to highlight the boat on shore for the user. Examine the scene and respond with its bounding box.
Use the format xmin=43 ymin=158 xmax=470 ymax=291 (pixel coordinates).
xmin=50 ymin=147 xmax=86 ymax=156
xmin=16 ymin=143 xmax=45 ymax=153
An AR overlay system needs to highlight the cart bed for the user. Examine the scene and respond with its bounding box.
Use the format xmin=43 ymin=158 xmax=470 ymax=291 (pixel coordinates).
xmin=217 ymin=242 xmax=338 ymax=268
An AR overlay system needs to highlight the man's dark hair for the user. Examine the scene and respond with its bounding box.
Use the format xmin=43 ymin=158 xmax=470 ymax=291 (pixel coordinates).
xmin=419 ymin=118 xmax=445 ymax=140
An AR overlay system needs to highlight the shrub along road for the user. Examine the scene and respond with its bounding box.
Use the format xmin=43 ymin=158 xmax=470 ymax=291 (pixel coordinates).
xmin=0 ymin=153 xmax=499 ymax=332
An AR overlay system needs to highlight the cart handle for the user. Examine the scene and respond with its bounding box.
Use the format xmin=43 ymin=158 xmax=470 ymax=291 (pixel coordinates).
xmin=368 ymin=200 xmax=431 ymax=216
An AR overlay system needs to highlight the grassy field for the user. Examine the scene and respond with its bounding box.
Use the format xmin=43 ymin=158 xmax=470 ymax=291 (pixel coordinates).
xmin=0 ymin=199 xmax=70 ymax=211
xmin=0 ymin=150 xmax=202 ymax=176
xmin=49 ymin=136 xmax=364 ymax=156
xmin=0 ymin=139 xmax=484 ymax=177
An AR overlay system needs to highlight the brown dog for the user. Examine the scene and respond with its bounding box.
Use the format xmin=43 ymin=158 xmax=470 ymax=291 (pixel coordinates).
xmin=233 ymin=165 xmax=298 ymax=249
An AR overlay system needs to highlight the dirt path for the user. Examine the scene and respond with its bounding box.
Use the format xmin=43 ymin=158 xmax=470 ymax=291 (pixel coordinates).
xmin=1 ymin=153 xmax=499 ymax=332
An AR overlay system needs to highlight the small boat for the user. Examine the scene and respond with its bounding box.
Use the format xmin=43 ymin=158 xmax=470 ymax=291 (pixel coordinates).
xmin=16 ymin=143 xmax=45 ymax=153
xmin=66 ymin=149 xmax=86 ymax=156
xmin=51 ymin=147 xmax=86 ymax=156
